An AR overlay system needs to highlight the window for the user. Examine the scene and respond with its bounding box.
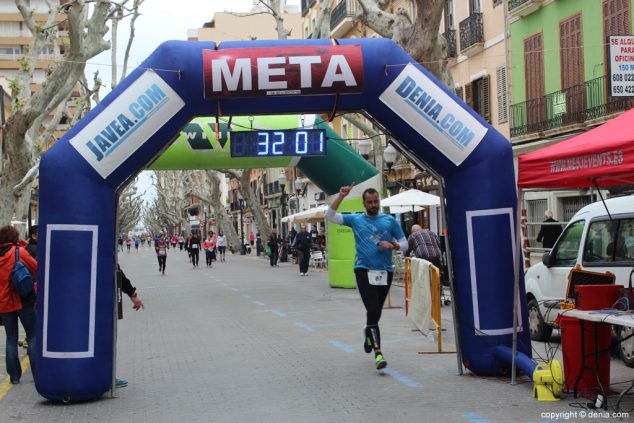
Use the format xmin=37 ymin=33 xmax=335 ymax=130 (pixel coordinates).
xmin=603 ymin=0 xmax=632 ymax=38
xmin=584 ymin=218 xmax=634 ymax=263
xmin=466 ymin=76 xmax=491 ymax=123
xmin=493 ymin=0 xmax=503 ymax=7
xmin=552 ymin=220 xmax=585 ymax=266
xmin=560 ymin=13 xmax=584 ymax=122
xmin=562 ymin=195 xmax=592 ymax=222
xmin=496 ymin=66 xmax=508 ymax=123
xmin=444 ymin=1 xmax=455 ymax=30
xmin=524 ymin=32 xmax=545 ymax=129
xmin=527 ymin=199 xmax=547 ymax=246
xmin=0 ymin=46 xmax=22 ymax=61
xmin=469 ymin=0 xmax=480 ymax=14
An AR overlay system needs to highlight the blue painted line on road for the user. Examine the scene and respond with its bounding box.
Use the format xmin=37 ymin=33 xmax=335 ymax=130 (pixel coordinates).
xmin=231 ymin=288 xmax=240 ymax=292
xmin=295 ymin=322 xmax=316 ymax=332
xmin=254 ymin=301 xmax=266 ymax=306
xmin=222 ymin=283 xmax=229 ymax=287
xmin=381 ymin=368 xmax=423 ymax=388
xmin=461 ymin=413 xmax=490 ymax=423
xmin=242 ymin=294 xmax=251 ymax=299
xmin=328 ymin=340 xmax=354 ymax=353
xmin=312 ymin=321 xmax=365 ymax=329
xmin=382 ymin=336 xmax=425 ymax=345
xmin=286 ymin=307 xmax=344 ymax=315
xmin=313 ymin=320 xmax=365 ymax=329
xmin=271 ymin=310 xmax=288 ymax=317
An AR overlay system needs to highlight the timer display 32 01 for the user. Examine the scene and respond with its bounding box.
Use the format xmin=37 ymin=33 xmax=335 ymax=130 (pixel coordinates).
xmin=230 ymin=129 xmax=327 ymax=158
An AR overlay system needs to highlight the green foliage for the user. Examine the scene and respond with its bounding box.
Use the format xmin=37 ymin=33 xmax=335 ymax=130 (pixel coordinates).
xmin=18 ymin=57 xmax=31 ymax=73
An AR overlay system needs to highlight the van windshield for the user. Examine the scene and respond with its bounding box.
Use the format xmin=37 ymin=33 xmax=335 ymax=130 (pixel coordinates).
xmin=552 ymin=220 xmax=585 ymax=266
xmin=583 ymin=218 xmax=634 ymax=264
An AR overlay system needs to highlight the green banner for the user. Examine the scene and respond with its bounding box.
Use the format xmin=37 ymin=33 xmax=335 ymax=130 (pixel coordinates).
xmin=149 ymin=115 xmax=301 ymax=170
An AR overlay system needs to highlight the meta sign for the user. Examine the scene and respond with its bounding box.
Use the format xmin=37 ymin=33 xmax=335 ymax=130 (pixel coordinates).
xmin=203 ymin=45 xmax=364 ymax=98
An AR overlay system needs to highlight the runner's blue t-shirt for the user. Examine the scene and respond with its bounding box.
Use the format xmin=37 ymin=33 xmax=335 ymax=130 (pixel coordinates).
xmin=342 ymin=212 xmax=405 ymax=271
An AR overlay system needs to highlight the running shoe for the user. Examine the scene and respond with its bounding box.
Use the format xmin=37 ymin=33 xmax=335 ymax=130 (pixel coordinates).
xmin=363 ymin=334 xmax=372 ymax=354
xmin=375 ymin=354 xmax=387 ymax=370
xmin=115 ymin=378 xmax=128 ymax=388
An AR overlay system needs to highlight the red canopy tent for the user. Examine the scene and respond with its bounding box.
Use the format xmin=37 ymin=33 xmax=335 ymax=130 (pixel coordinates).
xmin=518 ymin=107 xmax=634 ymax=189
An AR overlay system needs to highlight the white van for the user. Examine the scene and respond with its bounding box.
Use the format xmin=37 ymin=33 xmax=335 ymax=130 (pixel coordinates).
xmin=524 ymin=195 xmax=634 ymax=366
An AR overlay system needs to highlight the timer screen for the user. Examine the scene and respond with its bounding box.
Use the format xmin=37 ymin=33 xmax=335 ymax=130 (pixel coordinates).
xmin=230 ymin=129 xmax=327 ymax=158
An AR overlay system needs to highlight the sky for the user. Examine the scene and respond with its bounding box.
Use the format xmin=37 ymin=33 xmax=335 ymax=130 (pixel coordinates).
xmin=85 ymin=1 xmax=299 ymax=204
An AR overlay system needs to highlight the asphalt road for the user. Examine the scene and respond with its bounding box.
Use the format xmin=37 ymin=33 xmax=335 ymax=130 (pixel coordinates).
xmin=0 ymin=246 xmax=632 ymax=422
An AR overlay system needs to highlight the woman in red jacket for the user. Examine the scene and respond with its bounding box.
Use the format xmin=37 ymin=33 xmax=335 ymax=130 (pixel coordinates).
xmin=0 ymin=225 xmax=38 ymax=384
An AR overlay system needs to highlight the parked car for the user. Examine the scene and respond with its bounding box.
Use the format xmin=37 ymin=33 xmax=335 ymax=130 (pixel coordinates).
xmin=524 ymin=195 xmax=634 ymax=366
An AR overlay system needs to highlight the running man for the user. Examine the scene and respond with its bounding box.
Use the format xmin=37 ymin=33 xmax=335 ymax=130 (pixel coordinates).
xmin=325 ymin=184 xmax=407 ymax=370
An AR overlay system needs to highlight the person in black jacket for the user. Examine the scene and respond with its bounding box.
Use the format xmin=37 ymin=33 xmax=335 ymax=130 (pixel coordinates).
xmin=26 ymin=225 xmax=37 ymax=259
xmin=114 ymin=265 xmax=144 ymax=388
xmin=118 ymin=265 xmax=144 ymax=311
xmin=536 ymin=210 xmax=563 ymax=249
xmin=292 ymin=225 xmax=312 ymax=276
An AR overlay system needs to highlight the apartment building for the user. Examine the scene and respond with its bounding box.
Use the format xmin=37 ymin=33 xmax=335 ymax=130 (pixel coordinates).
xmin=508 ymin=0 xmax=633 ymax=245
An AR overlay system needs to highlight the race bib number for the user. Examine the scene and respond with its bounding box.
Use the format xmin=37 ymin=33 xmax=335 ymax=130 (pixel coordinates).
xmin=368 ymin=270 xmax=388 ymax=286
xmin=159 ymin=247 xmax=166 ymax=255
xmin=191 ymin=244 xmax=199 ymax=249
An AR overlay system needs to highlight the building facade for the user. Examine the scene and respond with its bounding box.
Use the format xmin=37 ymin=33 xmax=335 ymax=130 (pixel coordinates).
xmin=509 ymin=0 xmax=633 ymax=246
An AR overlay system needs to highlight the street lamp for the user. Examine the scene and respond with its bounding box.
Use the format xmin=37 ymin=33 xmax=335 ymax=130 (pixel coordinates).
xmin=278 ymin=171 xmax=289 ymax=262
xmin=294 ymin=177 xmax=305 ymax=196
xmin=358 ymin=138 xmax=371 ymax=159
xmin=384 ymin=143 xmax=397 ymax=172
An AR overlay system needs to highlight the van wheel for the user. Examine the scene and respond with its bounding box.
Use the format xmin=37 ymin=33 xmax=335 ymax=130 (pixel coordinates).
xmin=528 ymin=299 xmax=552 ymax=342
xmin=617 ymin=327 xmax=634 ymax=368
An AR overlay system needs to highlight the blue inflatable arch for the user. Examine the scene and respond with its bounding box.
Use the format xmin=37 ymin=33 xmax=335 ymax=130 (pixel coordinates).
xmin=37 ymin=38 xmax=530 ymax=401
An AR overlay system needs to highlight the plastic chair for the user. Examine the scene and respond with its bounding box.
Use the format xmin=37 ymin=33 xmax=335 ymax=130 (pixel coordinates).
xmin=310 ymin=251 xmax=325 ymax=270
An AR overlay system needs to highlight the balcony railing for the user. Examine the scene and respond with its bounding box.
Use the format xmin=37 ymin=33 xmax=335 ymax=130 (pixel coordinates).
xmin=510 ymin=75 xmax=632 ymax=137
xmin=508 ymin=0 xmax=544 ymax=15
xmin=264 ymin=181 xmax=280 ymax=196
xmin=443 ymin=29 xmax=457 ymax=58
xmin=331 ymin=0 xmax=356 ymax=30
xmin=508 ymin=0 xmax=532 ymax=10
xmin=301 ymin=0 xmax=316 ymax=16
xmin=459 ymin=13 xmax=484 ymax=52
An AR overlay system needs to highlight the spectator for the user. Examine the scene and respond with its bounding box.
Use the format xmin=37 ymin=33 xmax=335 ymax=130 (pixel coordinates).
xmin=268 ymin=229 xmax=279 ymax=267
xmin=0 ymin=225 xmax=38 ymax=385
xmin=537 ymin=210 xmax=563 ymax=249
xmin=406 ymin=224 xmax=442 ymax=268
xmin=26 ymin=225 xmax=38 ymax=259
xmin=292 ymin=225 xmax=312 ymax=276
xmin=114 ymin=265 xmax=144 ymax=388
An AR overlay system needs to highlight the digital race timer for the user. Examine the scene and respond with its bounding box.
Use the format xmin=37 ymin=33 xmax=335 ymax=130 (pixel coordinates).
xmin=230 ymin=129 xmax=327 ymax=158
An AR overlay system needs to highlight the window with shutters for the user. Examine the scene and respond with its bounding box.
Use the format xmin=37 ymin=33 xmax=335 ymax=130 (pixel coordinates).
xmin=560 ymin=13 xmax=585 ymax=124
xmin=524 ymin=32 xmax=546 ymax=132
xmin=470 ymin=76 xmax=491 ymax=123
xmin=496 ymin=66 xmax=508 ymax=123
xmin=603 ymin=0 xmax=631 ymax=37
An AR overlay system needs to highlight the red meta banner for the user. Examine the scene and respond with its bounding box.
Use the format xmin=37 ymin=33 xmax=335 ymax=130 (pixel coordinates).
xmin=203 ymin=45 xmax=364 ymax=99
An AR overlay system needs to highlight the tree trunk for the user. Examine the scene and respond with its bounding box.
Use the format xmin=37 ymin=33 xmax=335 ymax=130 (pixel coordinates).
xmin=206 ymin=170 xmax=241 ymax=249
xmin=237 ymin=170 xmax=271 ymax=245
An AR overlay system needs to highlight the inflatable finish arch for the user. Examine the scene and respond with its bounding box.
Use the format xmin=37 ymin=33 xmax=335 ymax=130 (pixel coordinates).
xmin=37 ymin=38 xmax=530 ymax=401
